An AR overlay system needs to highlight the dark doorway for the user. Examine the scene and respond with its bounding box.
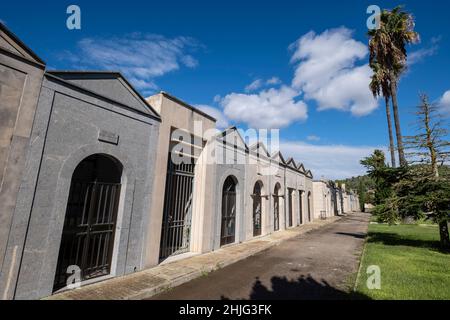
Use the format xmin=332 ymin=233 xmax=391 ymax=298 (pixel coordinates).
xmin=307 ymin=191 xmax=312 ymax=222
xmin=273 ymin=184 xmax=281 ymax=231
xmin=220 ymin=176 xmax=237 ymax=246
xmin=288 ymin=189 xmax=293 ymax=227
xmin=298 ymin=190 xmax=303 ymax=225
xmin=252 ymin=181 xmax=263 ymax=237
xmin=53 ymin=154 xmax=122 ymax=292
xmin=159 ymin=157 xmax=195 ymax=260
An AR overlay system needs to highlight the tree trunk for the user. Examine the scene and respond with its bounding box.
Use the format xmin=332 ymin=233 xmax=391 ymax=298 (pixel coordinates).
xmin=422 ymin=95 xmax=439 ymax=178
xmin=385 ymin=96 xmax=396 ymax=167
xmin=439 ymin=220 xmax=450 ymax=249
xmin=389 ymin=78 xmax=407 ymax=166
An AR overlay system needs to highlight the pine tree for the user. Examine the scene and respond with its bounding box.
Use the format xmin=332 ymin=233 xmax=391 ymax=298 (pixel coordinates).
xmin=403 ymin=94 xmax=450 ymax=248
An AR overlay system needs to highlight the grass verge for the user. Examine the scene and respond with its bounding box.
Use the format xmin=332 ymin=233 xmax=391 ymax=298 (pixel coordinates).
xmin=355 ymin=223 xmax=450 ymax=300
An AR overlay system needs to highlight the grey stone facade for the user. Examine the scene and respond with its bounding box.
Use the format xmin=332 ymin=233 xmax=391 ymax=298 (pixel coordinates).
xmin=210 ymin=129 xmax=315 ymax=251
xmin=0 ymin=23 xmax=45 ymax=287
xmin=0 ymin=24 xmax=160 ymax=300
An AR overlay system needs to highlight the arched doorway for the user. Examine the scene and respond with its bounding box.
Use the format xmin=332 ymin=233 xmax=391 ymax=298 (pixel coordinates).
xmin=220 ymin=176 xmax=237 ymax=246
xmin=53 ymin=154 xmax=123 ymax=292
xmin=252 ymin=181 xmax=263 ymax=237
xmin=307 ymin=191 xmax=312 ymax=222
xmin=273 ymin=183 xmax=281 ymax=231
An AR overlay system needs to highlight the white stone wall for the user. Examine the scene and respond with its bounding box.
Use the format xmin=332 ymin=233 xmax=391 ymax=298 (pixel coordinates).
xmin=313 ymin=181 xmax=334 ymax=219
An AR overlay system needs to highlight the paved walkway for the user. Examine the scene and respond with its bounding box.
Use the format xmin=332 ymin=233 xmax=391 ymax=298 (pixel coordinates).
xmin=47 ymin=215 xmax=348 ymax=300
xmin=151 ymin=212 xmax=371 ymax=300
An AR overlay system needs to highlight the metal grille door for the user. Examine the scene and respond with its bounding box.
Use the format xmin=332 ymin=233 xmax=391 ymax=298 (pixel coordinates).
xmin=288 ymin=190 xmax=293 ymax=227
xmin=159 ymin=159 xmax=195 ymax=260
xmin=308 ymin=192 xmax=312 ymax=222
xmin=53 ymin=181 xmax=121 ymax=291
xmin=220 ymin=177 xmax=236 ymax=246
xmin=298 ymin=190 xmax=303 ymax=225
xmin=273 ymin=196 xmax=280 ymax=231
xmin=273 ymin=185 xmax=280 ymax=231
xmin=253 ymin=183 xmax=262 ymax=237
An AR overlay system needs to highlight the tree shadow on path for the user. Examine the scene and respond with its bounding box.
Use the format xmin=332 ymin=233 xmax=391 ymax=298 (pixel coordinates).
xmin=221 ymin=275 xmax=370 ymax=300
xmin=335 ymin=232 xmax=367 ymax=239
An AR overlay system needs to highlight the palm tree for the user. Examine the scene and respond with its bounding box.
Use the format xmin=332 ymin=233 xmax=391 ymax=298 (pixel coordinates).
xmin=369 ymin=62 xmax=396 ymax=167
xmin=368 ymin=6 xmax=419 ymax=167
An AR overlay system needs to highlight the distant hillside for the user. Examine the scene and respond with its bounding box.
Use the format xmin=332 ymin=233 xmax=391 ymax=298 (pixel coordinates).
xmin=335 ymin=175 xmax=375 ymax=193
xmin=336 ymin=175 xmax=376 ymax=209
xmin=336 ymin=165 xmax=449 ymax=208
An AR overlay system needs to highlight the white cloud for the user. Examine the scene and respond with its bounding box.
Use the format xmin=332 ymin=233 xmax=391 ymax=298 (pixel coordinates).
xmin=438 ymin=90 xmax=450 ymax=114
xmin=409 ymin=46 xmax=438 ymax=65
xmin=280 ymin=140 xmax=384 ymax=180
xmin=266 ymin=77 xmax=281 ymax=85
xmin=290 ymin=27 xmax=378 ymax=116
xmin=213 ymin=27 xmax=379 ymax=130
xmin=221 ymin=85 xmax=307 ymax=129
xmin=195 ymin=104 xmax=229 ymax=129
xmin=63 ymin=33 xmax=201 ymax=94
xmin=245 ymin=77 xmax=282 ymax=93
xmin=408 ymin=37 xmax=440 ymax=65
xmin=306 ymin=135 xmax=320 ymax=141
xmin=245 ymin=79 xmax=263 ymax=92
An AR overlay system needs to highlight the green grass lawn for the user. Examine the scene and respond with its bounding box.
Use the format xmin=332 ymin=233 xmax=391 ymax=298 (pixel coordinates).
xmin=355 ymin=223 xmax=450 ymax=300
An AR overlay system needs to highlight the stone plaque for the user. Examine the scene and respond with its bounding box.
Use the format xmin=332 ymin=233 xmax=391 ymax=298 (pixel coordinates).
xmin=98 ymin=130 xmax=119 ymax=145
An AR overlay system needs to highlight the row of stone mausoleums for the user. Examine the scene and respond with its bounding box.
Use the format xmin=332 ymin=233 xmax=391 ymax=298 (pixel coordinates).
xmin=313 ymin=180 xmax=360 ymax=219
xmin=0 ymin=24 xmax=359 ymax=300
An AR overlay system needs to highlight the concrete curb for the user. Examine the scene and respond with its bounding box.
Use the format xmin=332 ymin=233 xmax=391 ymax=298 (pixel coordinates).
xmin=46 ymin=215 xmax=344 ymax=300
xmin=352 ymin=234 xmax=368 ymax=292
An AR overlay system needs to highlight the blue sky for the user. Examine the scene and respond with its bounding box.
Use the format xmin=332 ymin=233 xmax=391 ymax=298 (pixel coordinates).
xmin=1 ymin=0 xmax=449 ymax=179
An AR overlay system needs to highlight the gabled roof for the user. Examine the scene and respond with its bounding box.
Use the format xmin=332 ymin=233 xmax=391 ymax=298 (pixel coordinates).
xmin=217 ymin=126 xmax=314 ymax=178
xmin=286 ymin=157 xmax=297 ymax=169
xmin=217 ymin=126 xmax=249 ymax=151
xmin=271 ymin=151 xmax=286 ymax=165
xmin=0 ymin=22 xmax=45 ymax=67
xmin=296 ymin=162 xmax=306 ymax=173
xmin=46 ymin=71 xmax=160 ymax=119
xmin=249 ymin=141 xmax=270 ymax=157
xmin=159 ymin=91 xmax=217 ymax=122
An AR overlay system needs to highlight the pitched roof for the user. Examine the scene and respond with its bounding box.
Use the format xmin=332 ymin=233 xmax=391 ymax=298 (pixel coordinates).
xmin=296 ymin=163 xmax=306 ymax=173
xmin=249 ymin=141 xmax=270 ymax=157
xmin=271 ymin=151 xmax=286 ymax=164
xmin=159 ymin=91 xmax=217 ymax=122
xmin=0 ymin=22 xmax=45 ymax=67
xmin=46 ymin=71 xmax=160 ymax=119
xmin=286 ymin=157 xmax=297 ymax=168
xmin=217 ymin=126 xmax=249 ymax=151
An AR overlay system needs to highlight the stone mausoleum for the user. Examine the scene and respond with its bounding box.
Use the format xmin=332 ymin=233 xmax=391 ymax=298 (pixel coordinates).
xmin=0 ymin=24 xmax=160 ymax=299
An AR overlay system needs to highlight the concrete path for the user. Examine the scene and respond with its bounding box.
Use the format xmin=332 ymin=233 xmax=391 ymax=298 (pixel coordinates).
xmin=47 ymin=215 xmax=351 ymax=300
xmin=151 ymin=212 xmax=371 ymax=300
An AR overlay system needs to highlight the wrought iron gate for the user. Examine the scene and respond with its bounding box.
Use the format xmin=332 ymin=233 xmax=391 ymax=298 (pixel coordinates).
xmin=220 ymin=178 xmax=236 ymax=246
xmin=298 ymin=190 xmax=303 ymax=225
xmin=253 ymin=183 xmax=262 ymax=237
xmin=273 ymin=195 xmax=280 ymax=231
xmin=288 ymin=190 xmax=293 ymax=227
xmin=53 ymin=181 xmax=121 ymax=291
xmin=273 ymin=185 xmax=280 ymax=231
xmin=159 ymin=158 xmax=195 ymax=260
xmin=308 ymin=192 xmax=312 ymax=222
